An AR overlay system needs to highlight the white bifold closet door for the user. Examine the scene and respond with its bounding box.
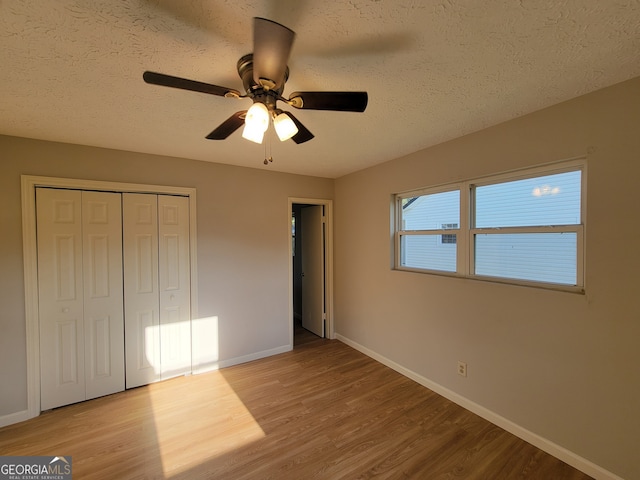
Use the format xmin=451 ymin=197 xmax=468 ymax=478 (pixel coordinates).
xmin=123 ymin=193 xmax=191 ymax=389
xmin=37 ymin=188 xmax=124 ymax=410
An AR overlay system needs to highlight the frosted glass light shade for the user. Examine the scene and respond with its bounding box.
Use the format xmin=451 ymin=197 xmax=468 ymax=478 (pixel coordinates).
xmin=242 ymin=102 xmax=270 ymax=144
xmin=241 ymin=123 xmax=265 ymax=143
xmin=245 ymin=102 xmax=270 ymax=132
xmin=273 ymin=112 xmax=298 ymax=141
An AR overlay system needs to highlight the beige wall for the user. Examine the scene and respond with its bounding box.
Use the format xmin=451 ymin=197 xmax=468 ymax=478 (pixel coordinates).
xmin=0 ymin=135 xmax=333 ymax=417
xmin=2 ymin=76 xmax=639 ymax=478
xmin=334 ymin=76 xmax=640 ymax=480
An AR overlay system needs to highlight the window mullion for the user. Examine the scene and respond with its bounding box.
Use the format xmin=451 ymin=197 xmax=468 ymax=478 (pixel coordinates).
xmin=576 ymin=226 xmax=584 ymax=288
xmin=394 ymin=197 xmax=402 ymax=268
xmin=459 ymin=182 xmax=471 ymax=276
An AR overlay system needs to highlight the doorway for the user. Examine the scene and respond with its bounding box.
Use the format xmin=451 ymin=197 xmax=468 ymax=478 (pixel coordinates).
xmin=289 ymin=198 xmax=333 ymax=347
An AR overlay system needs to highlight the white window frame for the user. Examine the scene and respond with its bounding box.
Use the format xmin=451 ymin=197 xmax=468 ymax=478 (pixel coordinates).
xmin=394 ymin=158 xmax=586 ymax=292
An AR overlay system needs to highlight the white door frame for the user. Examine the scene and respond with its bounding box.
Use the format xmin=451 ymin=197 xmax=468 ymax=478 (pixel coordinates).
xmin=288 ymin=197 xmax=334 ymax=346
xmin=21 ymin=175 xmax=198 ymax=421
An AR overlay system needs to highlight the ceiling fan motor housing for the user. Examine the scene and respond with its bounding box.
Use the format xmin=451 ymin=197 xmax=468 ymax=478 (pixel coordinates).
xmin=237 ymin=54 xmax=289 ymax=99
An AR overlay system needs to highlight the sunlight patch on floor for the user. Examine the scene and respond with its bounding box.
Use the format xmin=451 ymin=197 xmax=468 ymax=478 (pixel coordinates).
xmin=144 ymin=314 xmax=265 ymax=477
xmin=147 ymin=370 xmax=266 ymax=477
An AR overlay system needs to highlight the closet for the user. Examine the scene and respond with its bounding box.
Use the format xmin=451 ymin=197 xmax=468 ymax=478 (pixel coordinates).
xmin=37 ymin=189 xmax=124 ymax=410
xmin=36 ymin=188 xmax=191 ymax=410
xmin=123 ymin=193 xmax=191 ymax=388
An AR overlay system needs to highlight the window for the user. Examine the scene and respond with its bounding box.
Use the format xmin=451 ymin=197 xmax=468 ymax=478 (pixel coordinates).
xmin=395 ymin=160 xmax=585 ymax=290
xmin=441 ymin=224 xmax=458 ymax=244
xmin=399 ymin=189 xmax=459 ymax=272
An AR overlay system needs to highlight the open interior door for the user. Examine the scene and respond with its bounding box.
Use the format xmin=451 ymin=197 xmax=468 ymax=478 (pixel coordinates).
xmin=301 ymin=205 xmax=324 ymax=337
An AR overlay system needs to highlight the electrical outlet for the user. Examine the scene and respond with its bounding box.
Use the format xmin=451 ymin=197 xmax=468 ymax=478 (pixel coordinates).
xmin=457 ymin=361 xmax=467 ymax=377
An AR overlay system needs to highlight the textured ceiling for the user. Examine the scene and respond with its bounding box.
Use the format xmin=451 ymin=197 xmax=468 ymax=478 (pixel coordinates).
xmin=1 ymin=1 xmax=639 ymax=178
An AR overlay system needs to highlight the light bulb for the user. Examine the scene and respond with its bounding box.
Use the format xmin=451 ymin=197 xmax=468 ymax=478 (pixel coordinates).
xmin=273 ymin=112 xmax=299 ymax=141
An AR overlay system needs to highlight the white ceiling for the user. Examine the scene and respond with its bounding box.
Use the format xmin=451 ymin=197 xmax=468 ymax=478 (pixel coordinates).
xmin=1 ymin=1 xmax=639 ymax=178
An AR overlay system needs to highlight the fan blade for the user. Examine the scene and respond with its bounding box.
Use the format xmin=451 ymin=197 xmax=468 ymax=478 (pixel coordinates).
xmin=252 ymin=17 xmax=295 ymax=90
xmin=288 ymin=91 xmax=368 ymax=112
xmin=282 ymin=111 xmax=314 ymax=144
xmin=143 ymin=71 xmax=241 ymax=98
xmin=205 ymin=111 xmax=247 ymax=140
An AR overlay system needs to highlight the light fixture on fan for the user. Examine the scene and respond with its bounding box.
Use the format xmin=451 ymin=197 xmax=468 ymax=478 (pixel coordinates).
xmin=241 ymin=102 xmax=269 ymax=143
xmin=242 ymin=103 xmax=299 ymax=144
xmin=273 ymin=111 xmax=298 ymax=141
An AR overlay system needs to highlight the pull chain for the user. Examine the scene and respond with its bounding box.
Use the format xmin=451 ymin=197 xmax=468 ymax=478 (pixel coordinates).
xmin=264 ymin=129 xmax=274 ymax=165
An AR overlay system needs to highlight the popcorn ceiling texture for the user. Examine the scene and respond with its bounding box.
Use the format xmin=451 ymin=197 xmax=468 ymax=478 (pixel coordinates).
xmin=1 ymin=0 xmax=639 ymax=177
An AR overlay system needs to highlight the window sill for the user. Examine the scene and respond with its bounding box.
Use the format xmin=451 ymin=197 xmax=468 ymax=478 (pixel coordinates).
xmin=393 ymin=267 xmax=585 ymax=294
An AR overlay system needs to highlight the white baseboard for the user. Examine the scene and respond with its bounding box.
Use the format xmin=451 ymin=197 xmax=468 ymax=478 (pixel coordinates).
xmin=335 ymin=334 xmax=623 ymax=480
xmin=0 ymin=409 xmax=31 ymax=428
xmin=192 ymin=344 xmax=292 ymax=375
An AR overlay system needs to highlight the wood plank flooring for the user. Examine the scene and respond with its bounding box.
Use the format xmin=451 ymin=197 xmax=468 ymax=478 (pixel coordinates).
xmin=0 ymin=332 xmax=591 ymax=479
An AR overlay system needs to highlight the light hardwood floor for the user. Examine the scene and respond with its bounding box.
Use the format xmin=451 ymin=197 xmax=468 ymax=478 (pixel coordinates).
xmin=0 ymin=331 xmax=591 ymax=479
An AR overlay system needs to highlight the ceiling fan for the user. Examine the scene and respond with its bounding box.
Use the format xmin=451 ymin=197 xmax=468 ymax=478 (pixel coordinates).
xmin=143 ymin=17 xmax=368 ymax=145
